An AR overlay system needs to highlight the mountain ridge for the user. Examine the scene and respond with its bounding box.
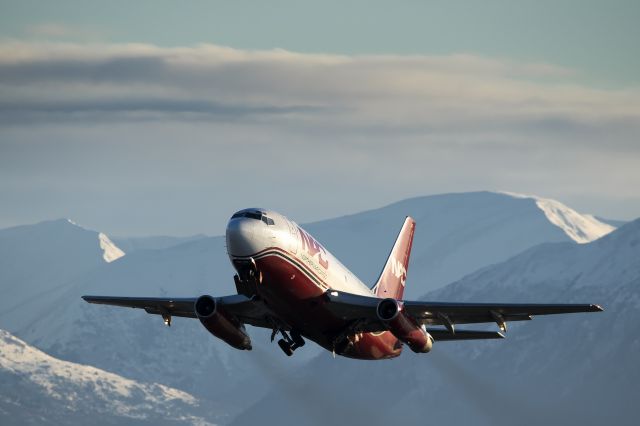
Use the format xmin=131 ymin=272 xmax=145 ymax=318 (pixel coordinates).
xmin=0 ymin=191 xmax=627 ymax=425
xmin=0 ymin=328 xmax=219 ymax=425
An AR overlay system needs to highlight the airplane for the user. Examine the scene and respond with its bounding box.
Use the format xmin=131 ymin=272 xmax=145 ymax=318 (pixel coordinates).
xmin=83 ymin=209 xmax=603 ymax=360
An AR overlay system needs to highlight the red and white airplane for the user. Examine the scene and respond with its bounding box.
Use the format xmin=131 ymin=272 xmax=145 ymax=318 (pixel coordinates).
xmin=84 ymin=209 xmax=602 ymax=360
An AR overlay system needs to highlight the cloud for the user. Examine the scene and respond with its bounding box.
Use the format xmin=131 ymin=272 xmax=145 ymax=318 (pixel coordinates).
xmin=1 ymin=41 xmax=638 ymax=130
xmin=0 ymin=41 xmax=639 ymax=234
xmin=0 ymin=98 xmax=322 ymax=125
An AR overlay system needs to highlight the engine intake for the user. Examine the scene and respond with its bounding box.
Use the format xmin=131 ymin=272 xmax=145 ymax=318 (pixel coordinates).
xmin=376 ymin=298 xmax=433 ymax=353
xmin=195 ymin=295 xmax=252 ymax=350
xmin=377 ymin=298 xmax=400 ymax=321
xmin=195 ymin=295 xmax=217 ymax=318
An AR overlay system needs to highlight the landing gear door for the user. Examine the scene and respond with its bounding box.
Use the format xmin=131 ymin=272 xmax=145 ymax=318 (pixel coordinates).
xmin=287 ymin=220 xmax=299 ymax=255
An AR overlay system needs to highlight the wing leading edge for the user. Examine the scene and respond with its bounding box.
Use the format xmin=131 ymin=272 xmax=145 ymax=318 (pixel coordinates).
xmin=82 ymin=295 xmax=198 ymax=318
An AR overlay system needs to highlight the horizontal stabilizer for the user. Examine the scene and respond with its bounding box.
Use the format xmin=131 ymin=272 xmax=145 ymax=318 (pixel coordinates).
xmin=428 ymin=329 xmax=505 ymax=341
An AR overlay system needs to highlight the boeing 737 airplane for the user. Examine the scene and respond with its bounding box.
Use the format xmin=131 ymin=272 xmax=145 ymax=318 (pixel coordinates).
xmin=83 ymin=209 xmax=602 ymax=359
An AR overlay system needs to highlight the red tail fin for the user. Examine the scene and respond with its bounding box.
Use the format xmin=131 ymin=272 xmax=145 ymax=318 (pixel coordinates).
xmin=372 ymin=217 xmax=416 ymax=300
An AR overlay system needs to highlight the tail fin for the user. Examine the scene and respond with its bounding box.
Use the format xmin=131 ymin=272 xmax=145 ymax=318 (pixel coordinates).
xmin=371 ymin=217 xmax=416 ymax=300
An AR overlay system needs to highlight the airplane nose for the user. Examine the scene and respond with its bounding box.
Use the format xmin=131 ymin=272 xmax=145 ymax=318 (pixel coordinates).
xmin=226 ymin=218 xmax=260 ymax=256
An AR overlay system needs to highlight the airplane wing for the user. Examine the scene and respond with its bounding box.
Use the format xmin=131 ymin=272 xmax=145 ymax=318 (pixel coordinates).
xmin=82 ymin=294 xmax=274 ymax=329
xmin=401 ymin=300 xmax=603 ymax=328
xmin=323 ymin=290 xmax=603 ymax=337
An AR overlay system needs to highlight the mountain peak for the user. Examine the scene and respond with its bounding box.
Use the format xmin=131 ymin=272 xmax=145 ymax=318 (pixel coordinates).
xmin=41 ymin=219 xmax=126 ymax=262
xmin=64 ymin=218 xmax=81 ymax=227
xmin=30 ymin=218 xmax=84 ymax=229
xmin=498 ymin=191 xmax=615 ymax=243
xmin=0 ymin=218 xmax=126 ymax=264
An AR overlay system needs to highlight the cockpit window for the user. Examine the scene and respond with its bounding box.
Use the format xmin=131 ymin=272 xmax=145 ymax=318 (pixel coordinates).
xmin=262 ymin=217 xmax=275 ymax=225
xmin=231 ymin=211 xmax=275 ymax=225
xmin=245 ymin=212 xmax=262 ymax=220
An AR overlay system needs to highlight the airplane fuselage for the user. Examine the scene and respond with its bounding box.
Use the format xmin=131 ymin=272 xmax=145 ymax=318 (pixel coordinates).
xmin=226 ymin=208 xmax=402 ymax=360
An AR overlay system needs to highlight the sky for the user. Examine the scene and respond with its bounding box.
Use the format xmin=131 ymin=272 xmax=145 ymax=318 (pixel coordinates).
xmin=0 ymin=0 xmax=639 ymax=236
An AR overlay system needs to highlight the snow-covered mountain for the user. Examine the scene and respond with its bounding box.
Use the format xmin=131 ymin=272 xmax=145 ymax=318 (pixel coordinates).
xmin=234 ymin=218 xmax=640 ymax=426
xmin=0 ymin=329 xmax=219 ymax=425
xmin=0 ymin=191 xmax=621 ymax=424
xmin=498 ymin=191 xmax=614 ymax=243
xmin=305 ymin=191 xmax=614 ymax=297
xmin=0 ymin=219 xmax=124 ymax=331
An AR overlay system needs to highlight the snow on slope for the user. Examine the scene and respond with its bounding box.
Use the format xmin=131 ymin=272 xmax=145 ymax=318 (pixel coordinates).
xmin=0 ymin=329 xmax=215 ymax=425
xmin=98 ymin=232 xmax=125 ymax=262
xmin=500 ymin=191 xmax=614 ymax=243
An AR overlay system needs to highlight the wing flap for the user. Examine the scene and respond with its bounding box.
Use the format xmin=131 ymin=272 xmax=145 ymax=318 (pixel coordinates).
xmin=427 ymin=329 xmax=504 ymax=341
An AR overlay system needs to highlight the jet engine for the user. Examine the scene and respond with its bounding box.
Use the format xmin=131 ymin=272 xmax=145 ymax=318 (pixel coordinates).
xmin=376 ymin=298 xmax=433 ymax=353
xmin=194 ymin=295 xmax=252 ymax=350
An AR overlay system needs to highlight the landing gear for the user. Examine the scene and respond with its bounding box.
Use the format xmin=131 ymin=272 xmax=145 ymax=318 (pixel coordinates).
xmin=234 ymin=258 xmax=262 ymax=298
xmin=291 ymin=330 xmax=305 ymax=348
xmin=277 ymin=339 xmax=294 ymax=356
xmin=275 ymin=329 xmax=305 ymax=356
xmin=333 ymin=337 xmax=350 ymax=355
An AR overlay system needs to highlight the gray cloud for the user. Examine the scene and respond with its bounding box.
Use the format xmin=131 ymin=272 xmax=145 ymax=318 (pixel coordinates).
xmin=0 ymin=56 xmax=166 ymax=84
xmin=2 ymin=42 xmax=638 ymax=129
xmin=0 ymin=42 xmax=639 ymax=234
xmin=0 ymin=98 xmax=322 ymax=125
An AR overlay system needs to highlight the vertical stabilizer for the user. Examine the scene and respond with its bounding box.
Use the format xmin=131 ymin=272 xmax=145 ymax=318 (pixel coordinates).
xmin=372 ymin=217 xmax=416 ymax=299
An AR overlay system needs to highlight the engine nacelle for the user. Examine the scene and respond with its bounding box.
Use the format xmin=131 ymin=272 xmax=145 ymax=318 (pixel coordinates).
xmin=376 ymin=298 xmax=433 ymax=353
xmin=194 ymin=295 xmax=252 ymax=350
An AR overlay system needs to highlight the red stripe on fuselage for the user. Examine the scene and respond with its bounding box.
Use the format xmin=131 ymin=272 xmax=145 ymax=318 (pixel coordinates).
xmin=235 ymin=250 xmax=402 ymax=360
